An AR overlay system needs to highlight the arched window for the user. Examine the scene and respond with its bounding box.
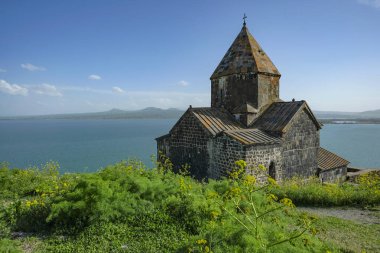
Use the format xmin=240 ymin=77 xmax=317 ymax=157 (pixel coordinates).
xmin=269 ymin=161 xmax=276 ymax=180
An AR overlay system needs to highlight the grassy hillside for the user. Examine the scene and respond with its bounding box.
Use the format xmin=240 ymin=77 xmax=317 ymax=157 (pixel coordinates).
xmin=0 ymin=161 xmax=379 ymax=252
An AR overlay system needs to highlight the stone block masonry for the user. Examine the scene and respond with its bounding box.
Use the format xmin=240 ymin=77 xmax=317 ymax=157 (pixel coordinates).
xmin=158 ymin=111 xmax=211 ymax=179
xmin=282 ymin=109 xmax=320 ymax=179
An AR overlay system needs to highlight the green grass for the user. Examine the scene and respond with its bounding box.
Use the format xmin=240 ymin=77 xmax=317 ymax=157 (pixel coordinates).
xmin=313 ymin=216 xmax=380 ymax=253
xmin=0 ymin=160 xmax=379 ymax=252
xmin=270 ymin=174 xmax=380 ymax=207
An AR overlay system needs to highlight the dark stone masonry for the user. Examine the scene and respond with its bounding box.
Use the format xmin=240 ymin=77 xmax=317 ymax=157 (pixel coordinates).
xmin=157 ymin=22 xmax=349 ymax=183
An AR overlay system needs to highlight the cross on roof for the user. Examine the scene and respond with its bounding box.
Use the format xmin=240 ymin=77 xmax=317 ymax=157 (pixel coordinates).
xmin=243 ymin=13 xmax=247 ymax=26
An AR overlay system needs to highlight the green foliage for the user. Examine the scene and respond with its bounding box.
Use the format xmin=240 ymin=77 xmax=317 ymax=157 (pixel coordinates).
xmin=0 ymin=239 xmax=22 ymax=253
xmin=270 ymin=175 xmax=380 ymax=207
xmin=4 ymin=160 xmax=374 ymax=252
xmin=40 ymin=212 xmax=189 ymax=252
xmin=314 ymin=215 xmax=380 ymax=253
xmin=181 ymin=161 xmax=323 ymax=253
xmin=0 ymin=162 xmax=60 ymax=199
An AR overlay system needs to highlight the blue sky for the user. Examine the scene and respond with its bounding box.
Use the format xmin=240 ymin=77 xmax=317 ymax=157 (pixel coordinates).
xmin=0 ymin=0 xmax=379 ymax=116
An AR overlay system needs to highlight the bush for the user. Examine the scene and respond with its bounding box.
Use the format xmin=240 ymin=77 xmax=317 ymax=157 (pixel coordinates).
xmin=0 ymin=239 xmax=22 ymax=253
xmin=0 ymin=162 xmax=60 ymax=199
xmin=270 ymin=175 xmax=380 ymax=207
xmin=0 ymin=161 xmax=337 ymax=252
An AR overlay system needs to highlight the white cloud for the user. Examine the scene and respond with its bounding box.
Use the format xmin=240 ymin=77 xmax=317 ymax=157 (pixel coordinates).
xmin=112 ymin=86 xmax=125 ymax=94
xmin=88 ymin=74 xmax=102 ymax=80
xmin=0 ymin=80 xmax=28 ymax=96
xmin=357 ymin=0 xmax=380 ymax=8
xmin=178 ymin=80 xmax=189 ymax=87
xmin=21 ymin=63 xmax=46 ymax=71
xmin=33 ymin=84 xmax=63 ymax=97
xmin=61 ymin=86 xmax=112 ymax=94
xmin=0 ymin=68 xmax=6 ymax=73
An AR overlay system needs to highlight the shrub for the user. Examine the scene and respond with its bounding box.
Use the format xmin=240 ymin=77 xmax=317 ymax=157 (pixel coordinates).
xmin=0 ymin=162 xmax=60 ymax=199
xmin=0 ymin=239 xmax=22 ymax=253
xmin=270 ymin=175 xmax=380 ymax=207
xmin=0 ymin=161 xmax=336 ymax=252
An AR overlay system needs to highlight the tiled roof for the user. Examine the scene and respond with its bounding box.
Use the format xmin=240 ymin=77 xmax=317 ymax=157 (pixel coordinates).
xmin=223 ymin=129 xmax=281 ymax=145
xmin=318 ymin=148 xmax=350 ymax=171
xmin=251 ymin=101 xmax=321 ymax=133
xmin=211 ymin=25 xmax=280 ymax=79
xmin=190 ymin=107 xmax=243 ymax=136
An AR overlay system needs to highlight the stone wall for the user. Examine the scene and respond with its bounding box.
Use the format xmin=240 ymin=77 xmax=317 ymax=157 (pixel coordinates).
xmin=211 ymin=73 xmax=279 ymax=115
xmin=208 ymin=134 xmax=282 ymax=182
xmin=156 ymin=134 xmax=170 ymax=157
xmin=257 ymin=74 xmax=280 ymax=108
xmin=158 ymin=111 xmax=211 ymax=179
xmin=245 ymin=144 xmax=283 ymax=183
xmin=319 ymin=166 xmax=347 ymax=183
xmin=282 ymin=109 xmax=320 ymax=178
xmin=208 ymin=135 xmax=245 ymax=179
xmin=211 ymin=74 xmax=258 ymax=112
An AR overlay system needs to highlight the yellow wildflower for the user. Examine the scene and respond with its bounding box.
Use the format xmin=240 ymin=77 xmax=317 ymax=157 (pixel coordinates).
xmin=258 ymin=164 xmax=267 ymax=171
xmin=229 ymin=187 xmax=242 ymax=196
xmin=206 ymin=191 xmax=219 ymax=199
xmin=210 ymin=211 xmax=220 ymax=220
xmin=280 ymin=198 xmax=295 ymax=208
xmin=267 ymin=177 xmax=277 ymax=186
xmin=268 ymin=194 xmax=278 ymax=201
xmin=244 ymin=175 xmax=256 ymax=185
xmin=196 ymin=239 xmax=207 ymax=245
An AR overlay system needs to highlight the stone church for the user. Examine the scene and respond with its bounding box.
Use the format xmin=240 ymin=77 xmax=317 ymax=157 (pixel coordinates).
xmin=156 ymin=21 xmax=349 ymax=182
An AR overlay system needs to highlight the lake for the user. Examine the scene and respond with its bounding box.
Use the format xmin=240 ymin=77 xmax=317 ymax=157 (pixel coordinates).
xmin=0 ymin=119 xmax=379 ymax=173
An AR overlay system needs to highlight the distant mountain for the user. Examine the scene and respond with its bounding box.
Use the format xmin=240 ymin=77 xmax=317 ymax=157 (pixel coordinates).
xmin=360 ymin=109 xmax=380 ymax=118
xmin=2 ymin=107 xmax=380 ymax=122
xmin=315 ymin=109 xmax=380 ymax=119
xmin=0 ymin=107 xmax=185 ymax=120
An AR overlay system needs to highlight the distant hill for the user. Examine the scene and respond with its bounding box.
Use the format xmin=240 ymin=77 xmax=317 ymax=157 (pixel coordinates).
xmin=360 ymin=109 xmax=380 ymax=118
xmin=0 ymin=107 xmax=185 ymax=120
xmin=2 ymin=107 xmax=380 ymax=123
xmin=314 ymin=109 xmax=380 ymax=124
xmin=315 ymin=109 xmax=380 ymax=119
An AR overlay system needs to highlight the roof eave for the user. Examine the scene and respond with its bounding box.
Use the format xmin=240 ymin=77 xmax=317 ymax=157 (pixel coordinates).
xmin=210 ymin=71 xmax=281 ymax=80
xmin=319 ymin=162 xmax=350 ymax=172
xmin=155 ymin=133 xmax=171 ymax=141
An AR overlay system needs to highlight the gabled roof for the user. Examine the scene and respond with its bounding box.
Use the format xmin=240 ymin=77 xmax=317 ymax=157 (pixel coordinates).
xmin=190 ymin=107 xmax=243 ymax=136
xmin=223 ymin=129 xmax=281 ymax=146
xmin=318 ymin=147 xmax=350 ymax=171
xmin=211 ymin=25 xmax=280 ymax=79
xmin=251 ymin=101 xmax=322 ymax=133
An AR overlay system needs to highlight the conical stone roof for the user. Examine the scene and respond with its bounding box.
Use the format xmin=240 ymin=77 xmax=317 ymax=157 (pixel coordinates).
xmin=211 ymin=25 xmax=280 ymax=79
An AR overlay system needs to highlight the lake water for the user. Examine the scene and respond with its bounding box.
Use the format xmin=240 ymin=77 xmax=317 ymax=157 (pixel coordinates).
xmin=0 ymin=119 xmax=379 ymax=173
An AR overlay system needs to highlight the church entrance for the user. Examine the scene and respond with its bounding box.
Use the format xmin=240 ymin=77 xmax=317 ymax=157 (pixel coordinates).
xmin=269 ymin=161 xmax=276 ymax=179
